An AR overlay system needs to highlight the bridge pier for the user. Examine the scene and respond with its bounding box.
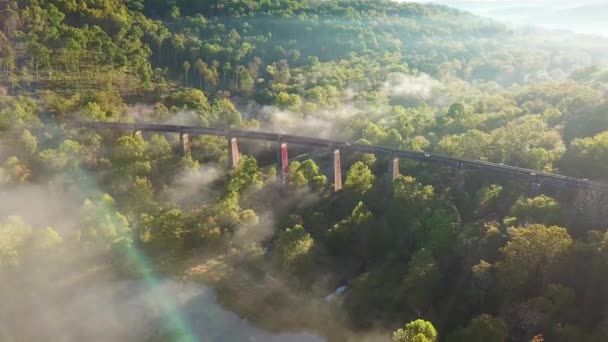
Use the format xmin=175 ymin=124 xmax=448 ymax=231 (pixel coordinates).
xmin=277 ymin=141 xmax=289 ymax=186
xmin=529 ymin=174 xmax=542 ymax=197
xmin=452 ymin=162 xmax=465 ymax=192
xmin=227 ymin=137 xmax=240 ymax=169
xmin=332 ymin=147 xmax=342 ymax=192
xmin=179 ymin=132 xmax=191 ymax=156
xmin=388 ymin=157 xmax=400 ymax=186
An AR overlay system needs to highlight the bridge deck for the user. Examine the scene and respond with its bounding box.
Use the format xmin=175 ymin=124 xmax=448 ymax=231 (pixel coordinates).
xmin=68 ymin=121 xmax=608 ymax=192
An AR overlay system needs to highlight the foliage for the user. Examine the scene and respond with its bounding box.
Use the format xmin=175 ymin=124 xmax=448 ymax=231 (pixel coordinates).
xmin=343 ymin=161 xmax=375 ymax=194
xmin=392 ymin=319 xmax=437 ymax=342
xmin=509 ymin=195 xmax=561 ymax=226
xmin=447 ymin=314 xmax=508 ymax=342
xmin=273 ymin=224 xmax=314 ymax=271
xmin=79 ymin=194 xmax=131 ymax=246
xmin=499 ymin=224 xmax=572 ymax=291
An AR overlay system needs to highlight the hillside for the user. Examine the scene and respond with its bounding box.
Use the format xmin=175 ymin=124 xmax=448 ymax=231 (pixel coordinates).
xmin=2 ymin=1 xmax=608 ymax=341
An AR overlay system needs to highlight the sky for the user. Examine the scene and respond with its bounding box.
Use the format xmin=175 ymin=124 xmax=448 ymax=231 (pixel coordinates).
xmin=400 ymin=0 xmax=608 ymax=37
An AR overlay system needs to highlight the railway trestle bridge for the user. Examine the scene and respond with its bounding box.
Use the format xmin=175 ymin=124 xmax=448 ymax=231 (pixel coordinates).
xmin=69 ymin=121 xmax=608 ymax=196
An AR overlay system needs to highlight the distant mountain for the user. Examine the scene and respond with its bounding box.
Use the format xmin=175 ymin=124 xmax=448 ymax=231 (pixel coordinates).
xmin=421 ymin=0 xmax=608 ymax=36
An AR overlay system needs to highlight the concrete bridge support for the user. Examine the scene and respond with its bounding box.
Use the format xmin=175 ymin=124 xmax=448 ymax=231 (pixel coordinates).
xmin=277 ymin=141 xmax=289 ymax=186
xmin=227 ymin=137 xmax=240 ymax=169
xmin=179 ymin=132 xmax=191 ymax=156
xmin=332 ymin=148 xmax=342 ymax=192
xmin=388 ymin=157 xmax=400 ymax=185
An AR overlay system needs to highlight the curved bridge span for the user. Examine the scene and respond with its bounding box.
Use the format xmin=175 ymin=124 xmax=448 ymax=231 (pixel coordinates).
xmin=69 ymin=121 xmax=608 ymax=193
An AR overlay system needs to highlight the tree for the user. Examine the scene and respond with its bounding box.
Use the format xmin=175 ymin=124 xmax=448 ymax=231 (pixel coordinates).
xmin=1 ymin=156 xmax=30 ymax=185
xmin=273 ymin=224 xmax=314 ymax=271
xmin=125 ymin=176 xmax=156 ymax=215
xmin=403 ymin=248 xmax=441 ymax=312
xmin=362 ymin=123 xmax=388 ymax=145
xmin=0 ymin=8 xmax=21 ymax=38
xmin=344 ymin=161 xmax=375 ymax=194
xmin=111 ymin=135 xmax=151 ymax=178
xmin=561 ymin=131 xmax=608 ymax=180
xmin=267 ymin=60 xmax=290 ymax=84
xmin=327 ymin=201 xmax=379 ymax=266
xmin=227 ymin=155 xmax=262 ymax=195
xmin=0 ymin=31 xmax=15 ymax=83
xmin=0 ymin=216 xmax=32 ymax=268
xmin=436 ymin=130 xmax=492 ymax=160
xmin=26 ymin=42 xmax=50 ymax=80
xmin=447 ymin=314 xmax=508 ymax=342
xmin=211 ymin=98 xmax=242 ymax=127
xmin=289 ymin=159 xmax=327 ymax=190
xmin=393 ymin=319 xmax=438 ymax=342
xmin=79 ymin=194 xmax=131 ymax=246
xmin=183 ymin=60 xmax=191 ymax=85
xmin=194 ymin=58 xmax=207 ymax=89
xmin=499 ymin=224 xmax=572 ymax=291
xmin=147 ymin=134 xmax=172 ymax=162
xmin=141 ymin=208 xmax=187 ymax=253
xmin=38 ymin=140 xmax=83 ymax=174
xmin=0 ymin=96 xmax=41 ymax=130
xmin=384 ymin=128 xmax=403 ymax=148
xmin=274 ymin=91 xmax=301 ymax=109
xmin=393 ymin=176 xmax=434 ymax=204
xmin=236 ymin=65 xmax=254 ymax=95
xmin=509 ymin=195 xmax=561 ymax=226
xmin=164 ymin=89 xmax=208 ymax=112
xmin=448 ymin=102 xmax=465 ymax=117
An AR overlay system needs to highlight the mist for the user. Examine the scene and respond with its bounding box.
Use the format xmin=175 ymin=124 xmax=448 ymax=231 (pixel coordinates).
xmin=162 ymin=164 xmax=223 ymax=207
xmin=0 ymin=172 xmax=329 ymax=342
xmin=413 ymin=0 xmax=608 ymax=37
xmin=0 ymin=275 xmax=325 ymax=341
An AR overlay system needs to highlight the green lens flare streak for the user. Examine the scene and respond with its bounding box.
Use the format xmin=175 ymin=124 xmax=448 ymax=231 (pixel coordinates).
xmin=123 ymin=242 xmax=196 ymax=342
xmin=77 ymin=168 xmax=197 ymax=342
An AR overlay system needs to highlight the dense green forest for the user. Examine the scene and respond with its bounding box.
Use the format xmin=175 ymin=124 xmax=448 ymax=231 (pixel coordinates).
xmin=2 ymin=0 xmax=608 ymax=341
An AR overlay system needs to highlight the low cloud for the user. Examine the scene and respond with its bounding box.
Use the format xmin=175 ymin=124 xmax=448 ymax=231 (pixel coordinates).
xmin=124 ymin=104 xmax=155 ymax=122
xmin=239 ymin=101 xmax=361 ymax=140
xmin=234 ymin=186 xmax=323 ymax=247
xmin=0 ymin=183 xmax=83 ymax=234
xmin=0 ymin=176 xmax=327 ymax=342
xmin=382 ymin=72 xmax=444 ymax=103
xmin=162 ymin=164 xmax=223 ymax=207
xmin=160 ymin=110 xmax=206 ymax=126
xmin=0 ymin=276 xmax=325 ymax=341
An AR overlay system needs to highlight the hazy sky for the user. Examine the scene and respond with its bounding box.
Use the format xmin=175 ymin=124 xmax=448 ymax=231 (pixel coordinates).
xmin=401 ymin=0 xmax=608 ymax=37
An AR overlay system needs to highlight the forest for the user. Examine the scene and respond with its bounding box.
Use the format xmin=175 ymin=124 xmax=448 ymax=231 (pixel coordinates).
xmin=1 ymin=0 xmax=608 ymax=341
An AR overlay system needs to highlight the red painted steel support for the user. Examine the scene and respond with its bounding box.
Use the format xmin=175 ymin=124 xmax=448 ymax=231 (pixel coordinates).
xmin=277 ymin=142 xmax=289 ymax=186
xmin=180 ymin=132 xmax=191 ymax=155
xmin=332 ymin=148 xmax=342 ymax=192
xmin=227 ymin=137 xmax=240 ymax=169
